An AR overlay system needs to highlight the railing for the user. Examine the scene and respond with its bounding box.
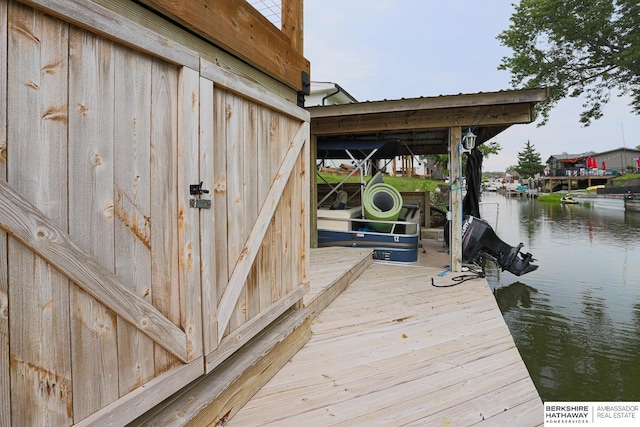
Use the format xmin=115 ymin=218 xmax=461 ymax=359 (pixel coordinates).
xmin=547 ymin=168 xmax=610 ymax=177
xmin=247 ymin=0 xmax=283 ymax=28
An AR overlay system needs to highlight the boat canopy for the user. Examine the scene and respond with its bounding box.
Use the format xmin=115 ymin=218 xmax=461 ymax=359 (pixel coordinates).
xmin=316 ymin=139 xmax=400 ymax=160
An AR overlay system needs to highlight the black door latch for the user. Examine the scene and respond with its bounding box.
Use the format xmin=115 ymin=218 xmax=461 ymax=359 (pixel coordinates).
xmin=190 ymin=182 xmax=211 ymax=209
xmin=190 ymin=182 xmax=210 ymax=196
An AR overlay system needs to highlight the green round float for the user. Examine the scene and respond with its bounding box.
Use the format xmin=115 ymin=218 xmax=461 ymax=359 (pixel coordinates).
xmin=363 ymin=182 xmax=403 ymax=232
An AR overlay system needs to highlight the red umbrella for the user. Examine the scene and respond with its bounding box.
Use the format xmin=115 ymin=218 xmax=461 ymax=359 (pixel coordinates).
xmin=587 ymin=156 xmax=593 ymax=168
xmin=601 ymin=161 xmax=606 ymax=170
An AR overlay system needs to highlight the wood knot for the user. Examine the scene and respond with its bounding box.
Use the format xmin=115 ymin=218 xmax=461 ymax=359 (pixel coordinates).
xmin=42 ymin=105 xmax=67 ymax=122
xmin=78 ymin=103 xmax=89 ymax=117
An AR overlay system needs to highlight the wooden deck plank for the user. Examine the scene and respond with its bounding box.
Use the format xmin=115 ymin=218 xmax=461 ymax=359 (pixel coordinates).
xmin=235 ymin=335 xmax=517 ymax=409
xmin=306 ymin=246 xmax=372 ymax=294
xmin=264 ymin=362 xmax=527 ymax=426
xmin=254 ymin=323 xmax=511 ymax=391
xmin=305 ymin=247 xmax=372 ymax=319
xmin=229 ymin=258 xmax=542 ymax=426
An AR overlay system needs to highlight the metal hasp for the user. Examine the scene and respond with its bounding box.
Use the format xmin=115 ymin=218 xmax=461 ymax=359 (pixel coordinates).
xmin=190 ymin=181 xmax=211 ymax=209
xmin=190 ymin=199 xmax=211 ymax=209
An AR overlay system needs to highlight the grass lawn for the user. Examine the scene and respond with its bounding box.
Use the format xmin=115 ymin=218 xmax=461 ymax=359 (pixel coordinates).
xmin=614 ymin=172 xmax=640 ymax=181
xmin=537 ymin=193 xmax=564 ymax=203
xmin=317 ymin=173 xmax=444 ymax=193
xmin=611 ymin=172 xmax=640 ymax=185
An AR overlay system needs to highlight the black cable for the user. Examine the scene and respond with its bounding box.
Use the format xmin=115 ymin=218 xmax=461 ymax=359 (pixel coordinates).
xmin=430 ymin=264 xmax=485 ymax=288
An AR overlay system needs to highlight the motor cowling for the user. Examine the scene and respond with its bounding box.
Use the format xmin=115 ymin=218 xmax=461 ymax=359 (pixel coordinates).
xmin=460 ymin=216 xmax=538 ymax=276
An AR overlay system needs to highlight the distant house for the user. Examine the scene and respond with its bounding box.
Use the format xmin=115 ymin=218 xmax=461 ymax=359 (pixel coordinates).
xmin=546 ymin=147 xmax=640 ymax=176
xmin=545 ymin=152 xmax=596 ymax=176
xmin=590 ymin=147 xmax=640 ymax=174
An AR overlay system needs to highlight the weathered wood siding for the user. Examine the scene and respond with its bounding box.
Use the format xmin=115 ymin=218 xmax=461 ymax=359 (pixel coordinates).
xmin=0 ymin=1 xmax=309 ymax=425
xmin=199 ymin=60 xmax=310 ymax=372
xmin=0 ymin=0 xmax=8 ymax=423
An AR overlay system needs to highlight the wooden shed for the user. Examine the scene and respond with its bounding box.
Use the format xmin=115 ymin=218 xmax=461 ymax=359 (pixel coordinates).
xmin=0 ymin=0 xmax=311 ymax=425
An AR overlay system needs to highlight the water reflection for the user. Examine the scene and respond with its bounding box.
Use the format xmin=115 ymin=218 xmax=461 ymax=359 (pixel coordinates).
xmin=481 ymin=193 xmax=640 ymax=401
xmin=492 ymin=279 xmax=537 ymax=313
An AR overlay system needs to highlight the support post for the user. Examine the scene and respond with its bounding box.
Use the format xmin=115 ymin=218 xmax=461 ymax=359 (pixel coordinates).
xmin=310 ymin=134 xmax=318 ymax=247
xmin=449 ymin=126 xmax=463 ymax=272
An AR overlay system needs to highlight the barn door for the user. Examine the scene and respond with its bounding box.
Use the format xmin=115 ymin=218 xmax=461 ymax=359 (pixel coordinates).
xmin=198 ymin=60 xmax=310 ymax=370
xmin=0 ymin=4 xmax=203 ymax=424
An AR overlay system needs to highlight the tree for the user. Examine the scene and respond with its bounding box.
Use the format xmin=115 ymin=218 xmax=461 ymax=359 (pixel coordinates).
xmin=425 ymin=154 xmax=449 ymax=170
xmin=514 ymin=141 xmax=545 ymax=178
xmin=497 ymin=0 xmax=640 ymax=126
xmin=478 ymin=141 xmax=502 ymax=158
xmin=421 ymin=154 xmax=449 ymax=179
xmin=421 ymin=141 xmax=501 ymax=175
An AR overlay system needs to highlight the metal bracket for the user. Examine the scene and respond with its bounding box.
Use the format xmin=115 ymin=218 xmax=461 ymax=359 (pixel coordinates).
xmin=190 ymin=181 xmax=210 ymax=196
xmin=190 ymin=198 xmax=211 ymax=209
xmin=190 ymin=182 xmax=211 ymax=209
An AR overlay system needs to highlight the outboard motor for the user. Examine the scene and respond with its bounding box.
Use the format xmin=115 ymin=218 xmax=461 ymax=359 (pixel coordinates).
xmin=460 ymin=216 xmax=537 ymax=276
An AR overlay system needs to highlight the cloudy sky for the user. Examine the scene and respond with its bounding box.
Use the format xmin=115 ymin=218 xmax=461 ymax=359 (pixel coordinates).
xmin=303 ymin=0 xmax=640 ymax=171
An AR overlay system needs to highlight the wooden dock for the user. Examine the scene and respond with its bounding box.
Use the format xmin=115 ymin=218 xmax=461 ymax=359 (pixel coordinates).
xmin=228 ymin=247 xmax=542 ymax=426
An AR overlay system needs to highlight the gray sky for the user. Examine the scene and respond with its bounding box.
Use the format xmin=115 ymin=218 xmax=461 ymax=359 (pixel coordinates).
xmin=303 ymin=0 xmax=640 ymax=171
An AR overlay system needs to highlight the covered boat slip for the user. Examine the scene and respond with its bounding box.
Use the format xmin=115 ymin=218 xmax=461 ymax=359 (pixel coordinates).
xmin=309 ymin=88 xmax=549 ymax=272
xmin=316 ymin=139 xmax=423 ymax=263
xmin=230 ymin=247 xmax=543 ymax=426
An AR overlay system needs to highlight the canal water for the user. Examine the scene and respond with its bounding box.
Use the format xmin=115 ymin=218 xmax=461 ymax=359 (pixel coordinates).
xmin=478 ymin=191 xmax=640 ymax=402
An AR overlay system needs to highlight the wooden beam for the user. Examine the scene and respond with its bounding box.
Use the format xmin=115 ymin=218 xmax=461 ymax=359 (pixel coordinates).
xmin=19 ymin=0 xmax=199 ymax=69
xmin=282 ymin=0 xmax=303 ymax=54
xmin=0 ymin=180 xmax=189 ymax=362
xmin=217 ymin=121 xmax=309 ymax=342
xmin=200 ymin=59 xmax=308 ymax=122
xmin=92 ymin=0 xmax=298 ymax=103
xmin=0 ymin=1 xmax=8 ymax=423
xmin=310 ymin=104 xmax=535 ymax=136
xmin=307 ymin=88 xmax=549 ymax=119
xmin=310 ymin=134 xmax=318 ymax=248
xmin=135 ymin=309 xmax=312 ymax=426
xmin=449 ymin=127 xmax=463 ymax=273
xmin=205 ymin=282 xmax=309 ymax=373
xmin=138 ymin=0 xmax=310 ymax=91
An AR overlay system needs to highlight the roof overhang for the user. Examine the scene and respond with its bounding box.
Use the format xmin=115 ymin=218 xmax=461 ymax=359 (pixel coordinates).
xmin=307 ymin=87 xmax=549 ymax=156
